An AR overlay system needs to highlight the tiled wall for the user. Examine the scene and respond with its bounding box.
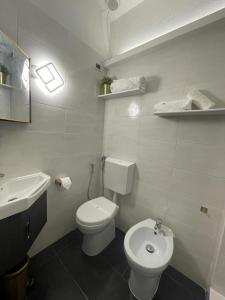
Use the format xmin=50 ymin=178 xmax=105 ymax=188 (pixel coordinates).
xmin=0 ymin=0 xmax=104 ymax=254
xmin=104 ymin=18 xmax=225 ymax=288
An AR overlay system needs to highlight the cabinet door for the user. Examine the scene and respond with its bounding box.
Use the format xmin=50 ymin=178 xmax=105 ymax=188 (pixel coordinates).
xmin=0 ymin=211 xmax=28 ymax=275
xmin=0 ymin=192 xmax=47 ymax=275
xmin=26 ymin=192 xmax=47 ymax=250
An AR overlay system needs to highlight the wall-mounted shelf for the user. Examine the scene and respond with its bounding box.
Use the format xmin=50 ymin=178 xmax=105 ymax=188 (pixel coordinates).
xmin=154 ymin=108 xmax=225 ymax=117
xmin=98 ymin=88 xmax=146 ymax=100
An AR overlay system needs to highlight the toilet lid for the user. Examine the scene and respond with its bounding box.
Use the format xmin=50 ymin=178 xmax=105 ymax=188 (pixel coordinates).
xmin=76 ymin=197 xmax=118 ymax=226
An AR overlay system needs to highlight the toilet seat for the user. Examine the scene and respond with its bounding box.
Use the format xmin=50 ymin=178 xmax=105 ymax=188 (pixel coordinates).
xmin=76 ymin=197 xmax=118 ymax=228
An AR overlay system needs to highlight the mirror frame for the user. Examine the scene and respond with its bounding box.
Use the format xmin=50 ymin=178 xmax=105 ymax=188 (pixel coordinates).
xmin=0 ymin=29 xmax=31 ymax=123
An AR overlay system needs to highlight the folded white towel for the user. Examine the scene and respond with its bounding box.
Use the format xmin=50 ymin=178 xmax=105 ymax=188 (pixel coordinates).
xmin=154 ymin=99 xmax=192 ymax=113
xmin=187 ymin=90 xmax=215 ymax=110
xmin=111 ymin=77 xmax=146 ymax=93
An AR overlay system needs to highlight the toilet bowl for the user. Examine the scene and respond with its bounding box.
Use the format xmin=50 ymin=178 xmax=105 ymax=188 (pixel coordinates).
xmin=124 ymin=218 xmax=174 ymax=300
xmin=76 ymin=197 xmax=119 ymax=256
xmin=76 ymin=157 xmax=135 ymax=256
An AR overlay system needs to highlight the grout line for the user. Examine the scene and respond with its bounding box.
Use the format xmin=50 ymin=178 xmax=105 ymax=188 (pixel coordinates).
xmin=109 ymin=263 xmax=128 ymax=283
xmin=100 ymin=254 xmax=129 ymax=283
xmin=54 ymin=250 xmax=89 ymax=300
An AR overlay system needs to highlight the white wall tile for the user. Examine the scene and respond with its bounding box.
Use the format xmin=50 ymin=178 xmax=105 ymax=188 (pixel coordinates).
xmin=175 ymin=142 xmax=225 ymax=179
xmin=104 ymin=19 xmax=225 ymax=288
xmin=177 ymin=117 xmax=225 ymax=146
xmin=0 ymin=0 xmax=104 ymax=255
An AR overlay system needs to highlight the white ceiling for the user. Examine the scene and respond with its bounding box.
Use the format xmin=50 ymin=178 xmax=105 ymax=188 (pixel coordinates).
xmin=97 ymin=0 xmax=145 ymax=21
xmin=29 ymin=0 xmax=108 ymax=57
xmin=29 ymin=0 xmax=225 ymax=59
xmin=110 ymin=0 xmax=225 ymax=56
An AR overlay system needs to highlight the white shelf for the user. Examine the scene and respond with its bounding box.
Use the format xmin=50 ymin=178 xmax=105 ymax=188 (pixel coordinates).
xmin=98 ymin=88 xmax=146 ymax=100
xmin=154 ymin=108 xmax=225 ymax=117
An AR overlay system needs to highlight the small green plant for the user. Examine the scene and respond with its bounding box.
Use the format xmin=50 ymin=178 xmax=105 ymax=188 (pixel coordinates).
xmin=0 ymin=64 xmax=9 ymax=75
xmin=101 ymin=76 xmax=113 ymax=85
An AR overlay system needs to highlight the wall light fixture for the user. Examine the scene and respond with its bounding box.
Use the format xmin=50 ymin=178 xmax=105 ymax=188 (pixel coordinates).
xmin=36 ymin=63 xmax=64 ymax=92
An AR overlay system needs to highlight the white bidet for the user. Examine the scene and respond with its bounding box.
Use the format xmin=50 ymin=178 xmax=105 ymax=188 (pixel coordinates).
xmin=124 ymin=218 xmax=174 ymax=300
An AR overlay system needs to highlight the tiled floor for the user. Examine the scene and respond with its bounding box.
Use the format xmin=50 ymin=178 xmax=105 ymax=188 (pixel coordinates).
xmin=25 ymin=229 xmax=206 ymax=300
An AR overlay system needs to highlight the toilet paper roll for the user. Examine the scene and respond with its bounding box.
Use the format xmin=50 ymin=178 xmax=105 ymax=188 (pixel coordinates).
xmin=55 ymin=177 xmax=72 ymax=190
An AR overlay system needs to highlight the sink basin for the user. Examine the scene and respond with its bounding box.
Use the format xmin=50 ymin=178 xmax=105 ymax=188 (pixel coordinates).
xmin=0 ymin=172 xmax=51 ymax=220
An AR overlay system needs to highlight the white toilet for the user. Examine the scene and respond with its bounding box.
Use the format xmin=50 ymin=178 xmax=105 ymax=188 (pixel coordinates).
xmin=124 ymin=218 xmax=174 ymax=300
xmin=76 ymin=157 xmax=135 ymax=256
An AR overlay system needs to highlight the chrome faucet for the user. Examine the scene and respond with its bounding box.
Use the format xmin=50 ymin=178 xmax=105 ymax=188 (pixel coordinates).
xmin=154 ymin=218 xmax=162 ymax=234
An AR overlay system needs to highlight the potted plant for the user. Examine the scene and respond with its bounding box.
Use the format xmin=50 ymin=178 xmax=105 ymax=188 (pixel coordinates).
xmin=0 ymin=64 xmax=9 ymax=85
xmin=101 ymin=76 xmax=113 ymax=95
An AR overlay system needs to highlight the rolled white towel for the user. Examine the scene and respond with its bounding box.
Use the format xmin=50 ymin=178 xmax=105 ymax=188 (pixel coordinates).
xmin=111 ymin=77 xmax=146 ymax=93
xmin=154 ymin=99 xmax=192 ymax=113
xmin=187 ymin=90 xmax=215 ymax=110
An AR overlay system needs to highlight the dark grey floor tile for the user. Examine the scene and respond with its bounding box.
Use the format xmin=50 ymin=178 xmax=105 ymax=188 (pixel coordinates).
xmin=165 ymin=266 xmax=206 ymax=300
xmin=52 ymin=229 xmax=82 ymax=254
xmin=28 ymin=257 xmax=87 ymax=300
xmin=123 ymin=267 xmax=131 ymax=281
xmin=57 ymin=240 xmax=131 ymax=300
xmin=154 ymin=272 xmax=201 ymax=300
xmin=27 ymin=229 xmax=206 ymax=300
xmin=100 ymin=228 xmax=129 ymax=276
xmin=30 ymin=245 xmax=56 ymax=277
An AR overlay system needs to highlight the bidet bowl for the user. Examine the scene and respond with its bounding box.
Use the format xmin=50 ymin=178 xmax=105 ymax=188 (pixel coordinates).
xmin=124 ymin=218 xmax=174 ymax=300
xmin=124 ymin=218 xmax=173 ymax=274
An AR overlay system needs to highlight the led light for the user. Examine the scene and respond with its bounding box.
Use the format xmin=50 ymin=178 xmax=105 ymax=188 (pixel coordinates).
xmin=36 ymin=65 xmax=54 ymax=84
xmin=36 ymin=63 xmax=64 ymax=92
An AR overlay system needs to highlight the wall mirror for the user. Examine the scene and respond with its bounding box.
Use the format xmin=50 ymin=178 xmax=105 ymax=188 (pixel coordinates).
xmin=0 ymin=30 xmax=31 ymax=123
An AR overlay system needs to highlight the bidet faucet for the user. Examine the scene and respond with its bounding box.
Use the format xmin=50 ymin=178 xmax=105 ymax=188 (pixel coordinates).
xmin=154 ymin=218 xmax=162 ymax=234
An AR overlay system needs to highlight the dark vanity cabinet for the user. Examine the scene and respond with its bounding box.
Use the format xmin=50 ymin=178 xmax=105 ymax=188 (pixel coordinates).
xmin=0 ymin=192 xmax=47 ymax=275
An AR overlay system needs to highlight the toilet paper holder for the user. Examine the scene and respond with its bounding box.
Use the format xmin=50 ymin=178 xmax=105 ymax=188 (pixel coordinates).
xmin=55 ymin=178 xmax=62 ymax=186
xmin=55 ymin=177 xmax=72 ymax=190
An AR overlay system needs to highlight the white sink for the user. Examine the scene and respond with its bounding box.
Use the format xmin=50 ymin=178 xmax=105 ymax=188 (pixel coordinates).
xmin=0 ymin=172 xmax=51 ymax=220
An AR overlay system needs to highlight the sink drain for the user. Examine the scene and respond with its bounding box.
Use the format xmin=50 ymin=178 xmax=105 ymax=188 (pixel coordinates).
xmin=145 ymin=244 xmax=155 ymax=254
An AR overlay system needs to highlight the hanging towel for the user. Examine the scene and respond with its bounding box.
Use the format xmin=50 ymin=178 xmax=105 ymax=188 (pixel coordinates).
xmin=187 ymin=90 xmax=215 ymax=110
xmin=110 ymin=77 xmax=146 ymax=93
xmin=154 ymin=99 xmax=192 ymax=113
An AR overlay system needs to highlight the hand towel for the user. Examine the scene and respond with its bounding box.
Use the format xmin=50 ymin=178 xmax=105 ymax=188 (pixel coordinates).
xmin=111 ymin=77 xmax=146 ymax=93
xmin=187 ymin=90 xmax=215 ymax=110
xmin=154 ymin=99 xmax=192 ymax=113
